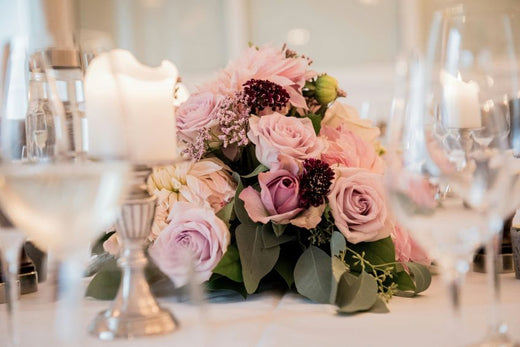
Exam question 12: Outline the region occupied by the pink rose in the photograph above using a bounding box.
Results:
[328,166,392,244]
[103,233,121,256]
[149,202,230,287]
[322,102,380,144]
[239,157,322,228]
[198,45,316,109]
[391,225,431,265]
[176,92,221,143]
[320,125,383,174]
[248,113,325,168]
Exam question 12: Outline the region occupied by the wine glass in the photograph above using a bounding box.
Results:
[0,23,130,347]
[387,40,513,347]
[426,4,520,346]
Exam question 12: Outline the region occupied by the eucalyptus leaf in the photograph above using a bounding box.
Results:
[212,244,243,282]
[216,199,235,227]
[346,236,396,272]
[294,246,332,304]
[85,266,121,300]
[242,164,269,178]
[261,224,295,248]
[307,113,322,135]
[395,270,416,294]
[272,222,286,237]
[207,275,248,299]
[233,176,255,226]
[335,271,378,313]
[406,262,432,294]
[330,231,346,257]
[236,224,280,294]
[330,256,348,304]
[369,297,390,313]
[274,256,294,288]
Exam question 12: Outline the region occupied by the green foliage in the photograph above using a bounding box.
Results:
[261,224,295,248]
[235,224,280,294]
[336,271,378,313]
[233,175,255,226]
[216,199,235,227]
[274,256,295,289]
[307,113,322,135]
[212,244,243,282]
[208,274,248,299]
[85,257,120,300]
[272,222,286,237]
[242,164,269,178]
[293,246,332,304]
[406,262,432,294]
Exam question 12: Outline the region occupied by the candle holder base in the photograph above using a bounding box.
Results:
[89,165,179,340]
[90,306,178,340]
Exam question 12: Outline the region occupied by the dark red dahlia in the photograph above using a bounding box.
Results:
[242,79,290,114]
[299,159,335,209]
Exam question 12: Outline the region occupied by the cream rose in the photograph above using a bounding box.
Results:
[322,102,380,144]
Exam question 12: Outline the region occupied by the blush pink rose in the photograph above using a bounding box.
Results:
[391,225,431,265]
[248,113,325,168]
[198,45,316,109]
[322,102,380,144]
[328,166,392,244]
[239,156,323,228]
[320,125,383,174]
[149,202,230,287]
[176,92,221,143]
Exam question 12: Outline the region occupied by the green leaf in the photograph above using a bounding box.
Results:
[85,257,121,300]
[307,113,322,135]
[91,231,115,255]
[236,224,280,294]
[272,222,286,237]
[406,262,432,294]
[242,164,269,178]
[330,231,346,257]
[395,270,416,294]
[207,274,248,299]
[261,224,295,248]
[216,199,235,227]
[294,246,332,304]
[212,244,243,282]
[336,271,378,313]
[233,176,255,226]
[274,256,294,288]
[346,236,396,271]
[369,297,390,313]
[330,256,348,304]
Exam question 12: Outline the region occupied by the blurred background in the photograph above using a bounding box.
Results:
[1,0,519,122]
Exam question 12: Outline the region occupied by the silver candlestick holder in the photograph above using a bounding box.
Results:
[89,165,178,340]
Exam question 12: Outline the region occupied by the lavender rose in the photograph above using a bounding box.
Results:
[176,92,221,143]
[328,166,392,244]
[149,202,230,286]
[248,113,325,168]
[239,157,323,228]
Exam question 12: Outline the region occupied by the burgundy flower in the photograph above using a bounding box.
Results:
[242,79,290,115]
[299,159,334,208]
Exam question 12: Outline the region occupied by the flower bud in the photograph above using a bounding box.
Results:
[315,74,339,105]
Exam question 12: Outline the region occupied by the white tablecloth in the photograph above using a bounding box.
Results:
[3,272,520,346]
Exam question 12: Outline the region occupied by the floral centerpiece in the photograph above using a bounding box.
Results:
[88,44,431,313]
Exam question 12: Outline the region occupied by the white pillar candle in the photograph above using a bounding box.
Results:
[441,71,482,129]
[85,49,180,164]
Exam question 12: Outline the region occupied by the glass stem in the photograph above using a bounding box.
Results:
[485,233,505,337]
[1,241,23,347]
[442,261,468,346]
[54,254,85,346]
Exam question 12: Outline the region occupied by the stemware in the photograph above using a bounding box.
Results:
[0,11,130,347]
[387,7,517,341]
[426,4,520,347]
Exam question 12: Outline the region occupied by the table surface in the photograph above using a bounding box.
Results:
[2,271,520,347]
